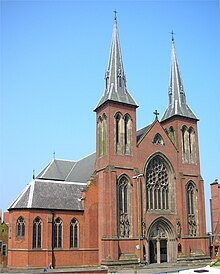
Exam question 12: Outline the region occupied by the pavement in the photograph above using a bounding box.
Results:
[1,262,220,274]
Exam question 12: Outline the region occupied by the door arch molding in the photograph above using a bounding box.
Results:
[145,217,177,264]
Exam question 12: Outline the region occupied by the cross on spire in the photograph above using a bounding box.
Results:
[170,30,175,41]
[114,9,118,21]
[153,110,159,120]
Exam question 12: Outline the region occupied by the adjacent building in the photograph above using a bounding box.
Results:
[210,179,220,259]
[7,16,209,269]
[0,211,8,269]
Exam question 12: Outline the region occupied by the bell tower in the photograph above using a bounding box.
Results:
[94,14,138,263]
[161,35,207,247]
[94,13,138,171]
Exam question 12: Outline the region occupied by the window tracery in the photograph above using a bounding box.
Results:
[146,157,169,211]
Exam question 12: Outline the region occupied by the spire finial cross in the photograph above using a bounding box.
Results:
[114,9,118,21]
[153,110,159,120]
[170,30,175,41]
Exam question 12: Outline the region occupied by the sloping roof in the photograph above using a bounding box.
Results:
[95,16,138,111]
[9,153,96,211]
[161,38,198,122]
[136,124,153,143]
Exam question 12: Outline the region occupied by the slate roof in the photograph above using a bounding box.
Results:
[161,38,198,122]
[9,153,96,211]
[136,124,153,143]
[95,16,138,111]
[9,121,154,211]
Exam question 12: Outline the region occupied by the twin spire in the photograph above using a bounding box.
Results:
[161,36,198,121]
[95,14,138,110]
[95,14,197,122]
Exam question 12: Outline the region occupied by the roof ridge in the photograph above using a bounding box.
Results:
[35,178,87,185]
[65,161,78,181]
[27,180,35,208]
[77,151,96,162]
[53,158,77,163]
[40,159,55,178]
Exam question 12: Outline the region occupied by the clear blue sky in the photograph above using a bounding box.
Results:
[1,0,219,231]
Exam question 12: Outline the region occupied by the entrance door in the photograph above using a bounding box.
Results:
[149,240,157,263]
[160,239,167,263]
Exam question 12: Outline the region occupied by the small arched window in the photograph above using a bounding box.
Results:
[70,218,79,248]
[152,133,164,145]
[178,243,182,253]
[16,216,25,237]
[54,218,63,248]
[32,217,42,249]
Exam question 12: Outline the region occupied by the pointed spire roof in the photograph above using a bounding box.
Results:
[94,15,138,111]
[161,36,198,121]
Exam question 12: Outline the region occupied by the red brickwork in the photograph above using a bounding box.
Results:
[210,180,220,259]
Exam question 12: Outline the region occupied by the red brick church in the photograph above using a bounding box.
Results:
[7,16,209,269]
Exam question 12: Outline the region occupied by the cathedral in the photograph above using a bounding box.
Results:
[7,16,209,269]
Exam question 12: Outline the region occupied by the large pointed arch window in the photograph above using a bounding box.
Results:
[186,181,197,236]
[54,217,63,248]
[145,156,174,212]
[117,176,132,238]
[16,216,25,237]
[32,217,42,249]
[70,218,79,248]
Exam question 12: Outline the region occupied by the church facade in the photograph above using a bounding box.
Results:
[7,16,209,269]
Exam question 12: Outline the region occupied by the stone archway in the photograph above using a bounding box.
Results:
[146,218,177,264]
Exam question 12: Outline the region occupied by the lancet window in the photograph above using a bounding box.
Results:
[117,176,132,238]
[186,181,197,236]
[98,114,107,157]
[165,126,176,145]
[70,218,78,248]
[115,112,132,155]
[16,216,25,237]
[146,157,170,211]
[32,217,42,249]
[182,126,196,164]
[54,217,63,248]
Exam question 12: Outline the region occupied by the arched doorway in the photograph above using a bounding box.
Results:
[147,218,177,264]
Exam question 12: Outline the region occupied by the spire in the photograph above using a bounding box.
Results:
[161,36,198,121]
[94,14,138,111]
